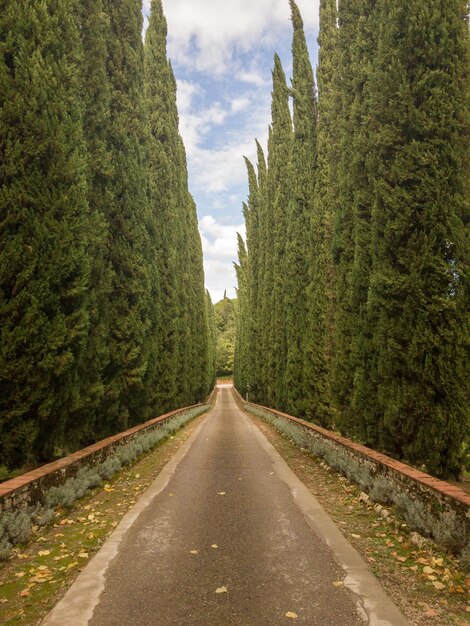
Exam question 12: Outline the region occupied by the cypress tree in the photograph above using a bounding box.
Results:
[75,0,113,445]
[243,157,259,399]
[205,290,217,393]
[253,141,269,404]
[266,55,293,410]
[234,234,249,396]
[366,0,470,477]
[0,0,93,465]
[303,0,339,427]
[145,0,210,408]
[332,0,376,440]
[285,0,317,418]
[144,0,179,412]
[100,0,153,432]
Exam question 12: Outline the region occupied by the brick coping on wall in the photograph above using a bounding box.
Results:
[0,403,203,501]
[232,387,470,509]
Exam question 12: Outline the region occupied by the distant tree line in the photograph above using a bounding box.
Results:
[234,0,470,478]
[0,0,216,470]
[214,295,236,377]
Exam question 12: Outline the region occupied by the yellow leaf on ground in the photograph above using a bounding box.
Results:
[432,582,446,591]
[332,581,344,588]
[423,566,434,574]
[78,552,89,559]
[211,544,218,549]
[285,611,298,619]
[189,550,199,555]
[135,474,140,479]
[217,492,226,496]
[351,534,361,539]
[14,572,25,578]
[19,589,30,597]
[38,550,50,557]
[215,586,228,594]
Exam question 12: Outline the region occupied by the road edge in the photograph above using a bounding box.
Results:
[240,404,411,626]
[41,409,214,626]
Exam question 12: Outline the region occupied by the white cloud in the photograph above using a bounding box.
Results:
[231,97,251,114]
[161,0,319,74]
[237,70,270,87]
[199,215,246,301]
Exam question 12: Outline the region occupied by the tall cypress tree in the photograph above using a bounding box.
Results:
[285,0,317,418]
[0,0,93,465]
[100,0,153,432]
[234,234,249,395]
[144,0,179,412]
[205,290,217,395]
[254,141,269,404]
[243,157,259,399]
[145,0,210,408]
[74,0,113,445]
[267,54,293,410]
[332,0,376,440]
[365,0,470,477]
[303,0,339,427]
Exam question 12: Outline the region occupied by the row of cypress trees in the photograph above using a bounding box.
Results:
[0,0,216,470]
[234,0,470,478]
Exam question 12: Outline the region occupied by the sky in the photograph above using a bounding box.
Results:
[142,0,320,303]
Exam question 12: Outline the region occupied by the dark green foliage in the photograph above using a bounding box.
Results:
[266,55,293,409]
[234,235,249,394]
[0,0,93,465]
[235,0,470,478]
[303,0,339,427]
[205,291,217,390]
[145,0,211,407]
[75,0,113,447]
[0,0,213,471]
[363,0,470,477]
[285,0,318,418]
[99,0,153,433]
[214,295,236,377]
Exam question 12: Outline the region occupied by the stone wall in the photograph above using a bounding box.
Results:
[233,388,470,555]
[0,404,203,515]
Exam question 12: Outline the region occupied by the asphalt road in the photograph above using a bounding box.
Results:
[44,385,409,626]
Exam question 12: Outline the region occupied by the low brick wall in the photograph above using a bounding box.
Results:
[0,403,205,515]
[233,388,470,551]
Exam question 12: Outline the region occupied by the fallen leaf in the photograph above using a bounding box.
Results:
[37,566,49,572]
[423,566,434,575]
[432,582,446,591]
[135,474,140,479]
[78,552,89,559]
[38,550,50,557]
[351,534,361,539]
[0,598,7,604]
[285,611,298,619]
[19,590,30,597]
[17,554,29,560]
[66,562,79,571]
[211,544,218,549]
[189,550,199,555]
[332,581,344,588]
[217,492,226,496]
[15,572,25,578]
[37,536,47,543]
[215,586,228,594]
